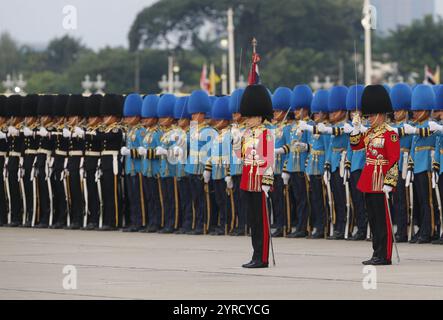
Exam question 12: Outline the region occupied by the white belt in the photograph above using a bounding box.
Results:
[69,151,83,156]
[9,151,21,157]
[55,150,68,156]
[101,150,119,156]
[24,149,37,155]
[85,151,101,157]
[0,151,7,157]
[37,148,52,156]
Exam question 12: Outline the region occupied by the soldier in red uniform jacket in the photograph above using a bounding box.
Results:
[234,84,275,269]
[350,85,400,266]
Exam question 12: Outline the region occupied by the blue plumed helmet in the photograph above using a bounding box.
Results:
[346,85,364,111]
[291,85,313,110]
[390,83,412,111]
[123,93,142,117]
[141,94,159,118]
[433,84,443,110]
[272,87,293,111]
[173,96,191,119]
[229,89,244,114]
[212,96,232,120]
[157,94,177,118]
[328,86,348,112]
[411,84,436,111]
[311,90,329,113]
[188,90,211,115]
[206,96,217,119]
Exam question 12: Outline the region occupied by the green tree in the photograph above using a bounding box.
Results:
[46,35,90,72]
[0,32,21,79]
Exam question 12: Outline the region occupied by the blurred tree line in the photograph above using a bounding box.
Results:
[0,0,442,94]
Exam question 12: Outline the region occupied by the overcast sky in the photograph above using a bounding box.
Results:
[0,0,157,50]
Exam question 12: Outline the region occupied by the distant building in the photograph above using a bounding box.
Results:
[371,0,443,34]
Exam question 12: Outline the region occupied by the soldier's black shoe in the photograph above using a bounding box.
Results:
[146,225,159,233]
[82,223,98,231]
[187,229,204,235]
[350,232,366,241]
[271,228,284,237]
[309,232,324,239]
[417,237,431,244]
[174,228,187,234]
[158,228,174,234]
[395,234,408,243]
[229,229,243,236]
[65,224,81,230]
[22,222,32,228]
[287,231,307,238]
[50,223,64,229]
[362,257,391,266]
[35,224,48,229]
[100,225,116,231]
[327,232,345,240]
[122,226,141,233]
[242,260,268,269]
[431,238,443,245]
[210,228,225,236]
[8,222,20,228]
[409,233,419,243]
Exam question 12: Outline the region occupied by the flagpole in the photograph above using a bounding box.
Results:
[362,0,373,86]
[227,8,236,93]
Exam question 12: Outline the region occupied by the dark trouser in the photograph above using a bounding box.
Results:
[414,172,435,239]
[365,193,393,262]
[36,165,51,226]
[101,170,121,228]
[85,169,100,226]
[331,171,346,234]
[208,181,218,230]
[177,176,192,231]
[438,177,443,239]
[188,174,206,232]
[290,172,309,232]
[160,177,175,230]
[393,175,408,237]
[309,175,326,233]
[52,166,67,226]
[213,179,228,233]
[23,155,35,224]
[244,191,270,264]
[143,176,162,228]
[270,175,285,229]
[125,174,146,228]
[67,157,83,226]
[350,170,367,233]
[7,157,21,224]
[232,175,246,233]
[0,157,7,225]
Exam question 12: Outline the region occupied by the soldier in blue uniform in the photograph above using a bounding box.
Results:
[120,93,146,232]
[204,96,231,235]
[81,95,103,230]
[227,89,246,236]
[156,94,178,233]
[406,85,438,243]
[299,89,331,238]
[270,87,292,237]
[345,85,368,240]
[321,86,352,240]
[185,90,213,235]
[282,85,312,238]
[389,84,413,242]
[138,95,163,233]
[0,96,8,226]
[20,94,40,227]
[96,94,124,231]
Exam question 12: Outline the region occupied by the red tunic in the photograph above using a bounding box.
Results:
[238,125,274,192]
[350,123,400,193]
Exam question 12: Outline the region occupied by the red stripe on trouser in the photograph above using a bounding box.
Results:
[384,196,392,261]
[261,193,269,264]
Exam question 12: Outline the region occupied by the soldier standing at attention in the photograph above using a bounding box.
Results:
[0,96,8,226]
[350,85,400,266]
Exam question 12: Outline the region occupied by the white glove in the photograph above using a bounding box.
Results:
[138,146,147,156]
[282,172,290,185]
[317,123,333,134]
[169,132,179,143]
[298,121,313,133]
[23,127,33,137]
[155,146,168,156]
[429,121,443,133]
[360,126,369,133]
[390,127,399,135]
[323,170,331,185]
[0,131,6,139]
[382,185,393,195]
[405,170,413,187]
[343,123,354,134]
[225,176,233,189]
[38,127,48,137]
[8,126,19,137]
[403,123,417,135]
[120,146,130,156]
[73,126,85,138]
[432,171,439,189]
[275,147,286,155]
[62,128,71,138]
[203,170,211,183]
[262,185,270,198]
